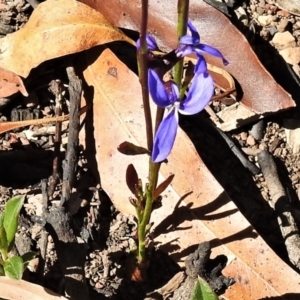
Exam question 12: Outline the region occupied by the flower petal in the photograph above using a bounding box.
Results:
[152,108,179,162]
[179,72,214,115]
[187,20,200,42]
[148,69,173,107]
[175,45,194,57]
[179,20,200,45]
[136,34,158,51]
[179,35,195,45]
[165,81,180,103]
[194,56,208,74]
[194,44,229,65]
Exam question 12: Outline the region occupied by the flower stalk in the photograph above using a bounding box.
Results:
[174,0,189,88]
[137,0,153,152]
[130,0,228,268]
[135,0,161,264]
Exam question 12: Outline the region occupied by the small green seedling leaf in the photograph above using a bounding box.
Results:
[21,251,36,269]
[3,196,24,250]
[190,276,218,300]
[0,212,4,227]
[0,227,8,261]
[4,256,23,280]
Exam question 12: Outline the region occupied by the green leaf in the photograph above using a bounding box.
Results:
[190,276,218,300]
[0,212,4,227]
[22,251,36,268]
[0,227,8,261]
[3,196,24,250]
[4,256,23,280]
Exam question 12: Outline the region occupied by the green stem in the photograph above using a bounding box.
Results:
[137,98,164,262]
[174,0,190,88]
[138,161,160,262]
[154,106,165,134]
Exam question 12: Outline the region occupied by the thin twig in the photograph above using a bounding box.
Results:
[48,80,64,198]
[36,179,49,284]
[258,150,300,270]
[216,128,260,175]
[60,66,82,205]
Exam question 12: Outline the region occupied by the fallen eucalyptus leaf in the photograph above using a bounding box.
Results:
[0,68,28,98]
[80,0,295,114]
[0,0,134,78]
[78,47,300,299]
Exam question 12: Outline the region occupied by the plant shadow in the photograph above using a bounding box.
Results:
[173,116,291,264]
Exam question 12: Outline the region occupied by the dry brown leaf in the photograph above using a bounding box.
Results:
[80,0,295,114]
[0,67,28,97]
[0,277,68,300]
[0,0,134,78]
[78,47,300,299]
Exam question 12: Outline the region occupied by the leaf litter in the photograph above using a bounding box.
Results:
[0,0,300,299]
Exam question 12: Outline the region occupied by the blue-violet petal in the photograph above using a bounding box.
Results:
[136,35,158,51]
[195,44,229,65]
[148,69,173,107]
[179,72,214,115]
[194,56,208,74]
[152,108,179,162]
[176,45,194,57]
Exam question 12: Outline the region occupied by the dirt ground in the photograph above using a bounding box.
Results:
[1,0,300,299]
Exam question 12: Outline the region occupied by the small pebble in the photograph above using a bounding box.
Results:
[247,135,256,146]
[257,7,265,15]
[277,19,289,32]
[240,132,248,141]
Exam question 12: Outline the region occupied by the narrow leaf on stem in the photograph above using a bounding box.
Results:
[118,141,150,156]
[153,174,175,199]
[126,164,139,196]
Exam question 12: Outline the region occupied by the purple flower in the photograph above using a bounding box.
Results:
[149,69,214,162]
[136,35,158,51]
[176,20,228,72]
